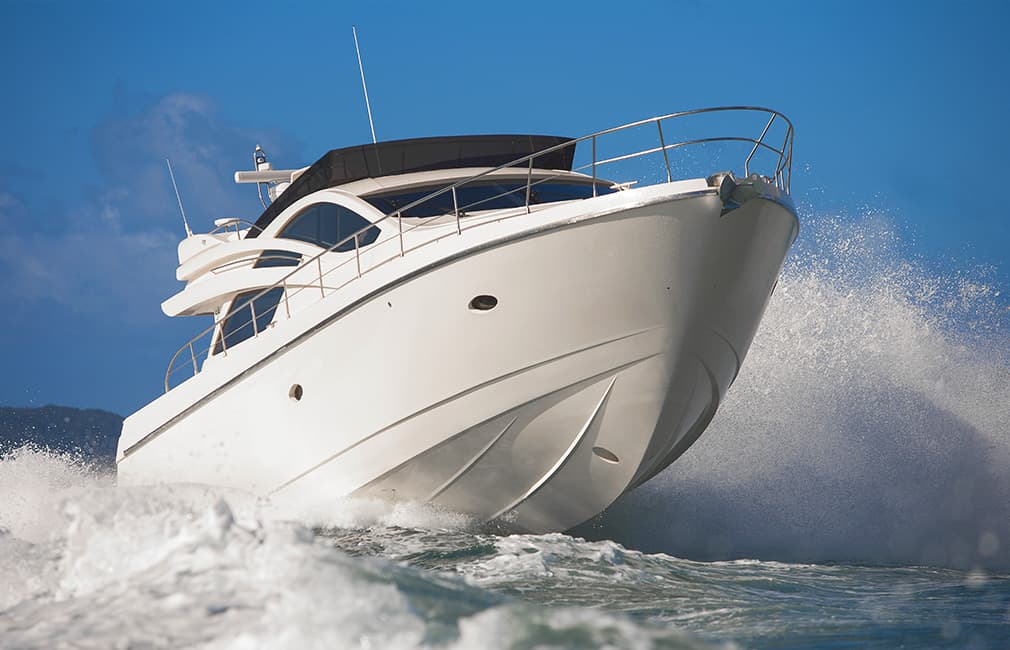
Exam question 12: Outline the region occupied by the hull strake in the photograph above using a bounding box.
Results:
[117,187,796,532]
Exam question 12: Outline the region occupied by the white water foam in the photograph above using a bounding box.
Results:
[0,448,717,649]
[585,212,1010,570]
[261,489,477,532]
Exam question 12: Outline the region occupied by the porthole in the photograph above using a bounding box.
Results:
[469,294,498,311]
[289,384,303,401]
[592,446,619,464]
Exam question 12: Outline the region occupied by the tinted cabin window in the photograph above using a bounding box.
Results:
[213,287,284,354]
[253,249,302,268]
[279,203,379,252]
[364,181,614,218]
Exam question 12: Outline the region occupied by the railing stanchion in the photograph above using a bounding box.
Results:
[785,138,793,191]
[250,300,258,336]
[189,342,198,376]
[779,128,792,191]
[317,257,325,297]
[525,157,533,214]
[354,234,362,278]
[452,187,461,234]
[283,281,291,318]
[217,321,228,355]
[592,136,597,197]
[745,114,776,178]
[398,211,404,256]
[657,120,672,183]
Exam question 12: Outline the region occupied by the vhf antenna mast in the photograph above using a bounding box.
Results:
[165,158,193,237]
[352,25,377,145]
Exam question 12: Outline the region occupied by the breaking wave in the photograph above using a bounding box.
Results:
[0,447,719,649]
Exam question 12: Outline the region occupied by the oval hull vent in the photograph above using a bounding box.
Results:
[469,295,498,311]
[592,446,619,464]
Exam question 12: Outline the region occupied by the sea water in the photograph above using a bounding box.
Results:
[2,213,1009,649]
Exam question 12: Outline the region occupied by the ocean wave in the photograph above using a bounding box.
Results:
[0,448,718,649]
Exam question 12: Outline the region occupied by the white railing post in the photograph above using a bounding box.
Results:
[217,321,228,355]
[656,120,672,183]
[780,128,792,191]
[398,211,404,256]
[189,342,198,376]
[317,257,325,297]
[745,113,776,178]
[354,234,362,277]
[283,281,291,318]
[525,157,533,214]
[250,300,258,336]
[452,187,461,234]
[592,136,597,197]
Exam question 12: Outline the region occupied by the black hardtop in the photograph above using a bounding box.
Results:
[248,134,574,237]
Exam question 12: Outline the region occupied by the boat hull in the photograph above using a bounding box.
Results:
[117,183,797,532]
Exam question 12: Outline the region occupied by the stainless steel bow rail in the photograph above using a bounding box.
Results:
[164,106,794,391]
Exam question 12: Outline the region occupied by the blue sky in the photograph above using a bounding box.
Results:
[2,0,1008,415]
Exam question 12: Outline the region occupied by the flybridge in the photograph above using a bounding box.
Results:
[239,135,575,237]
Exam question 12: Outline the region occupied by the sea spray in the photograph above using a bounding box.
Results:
[575,212,1010,570]
[0,445,114,543]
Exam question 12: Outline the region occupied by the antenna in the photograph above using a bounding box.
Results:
[165,158,193,237]
[352,25,377,145]
[254,145,268,209]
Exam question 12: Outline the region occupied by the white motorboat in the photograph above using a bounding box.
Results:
[116,107,799,533]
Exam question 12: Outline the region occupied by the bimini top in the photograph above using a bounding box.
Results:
[248,134,574,237]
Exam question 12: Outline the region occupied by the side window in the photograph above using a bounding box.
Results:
[279,203,379,252]
[253,249,302,268]
[363,182,614,218]
[213,287,284,354]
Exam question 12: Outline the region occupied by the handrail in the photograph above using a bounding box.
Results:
[164,106,794,391]
[208,218,264,236]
